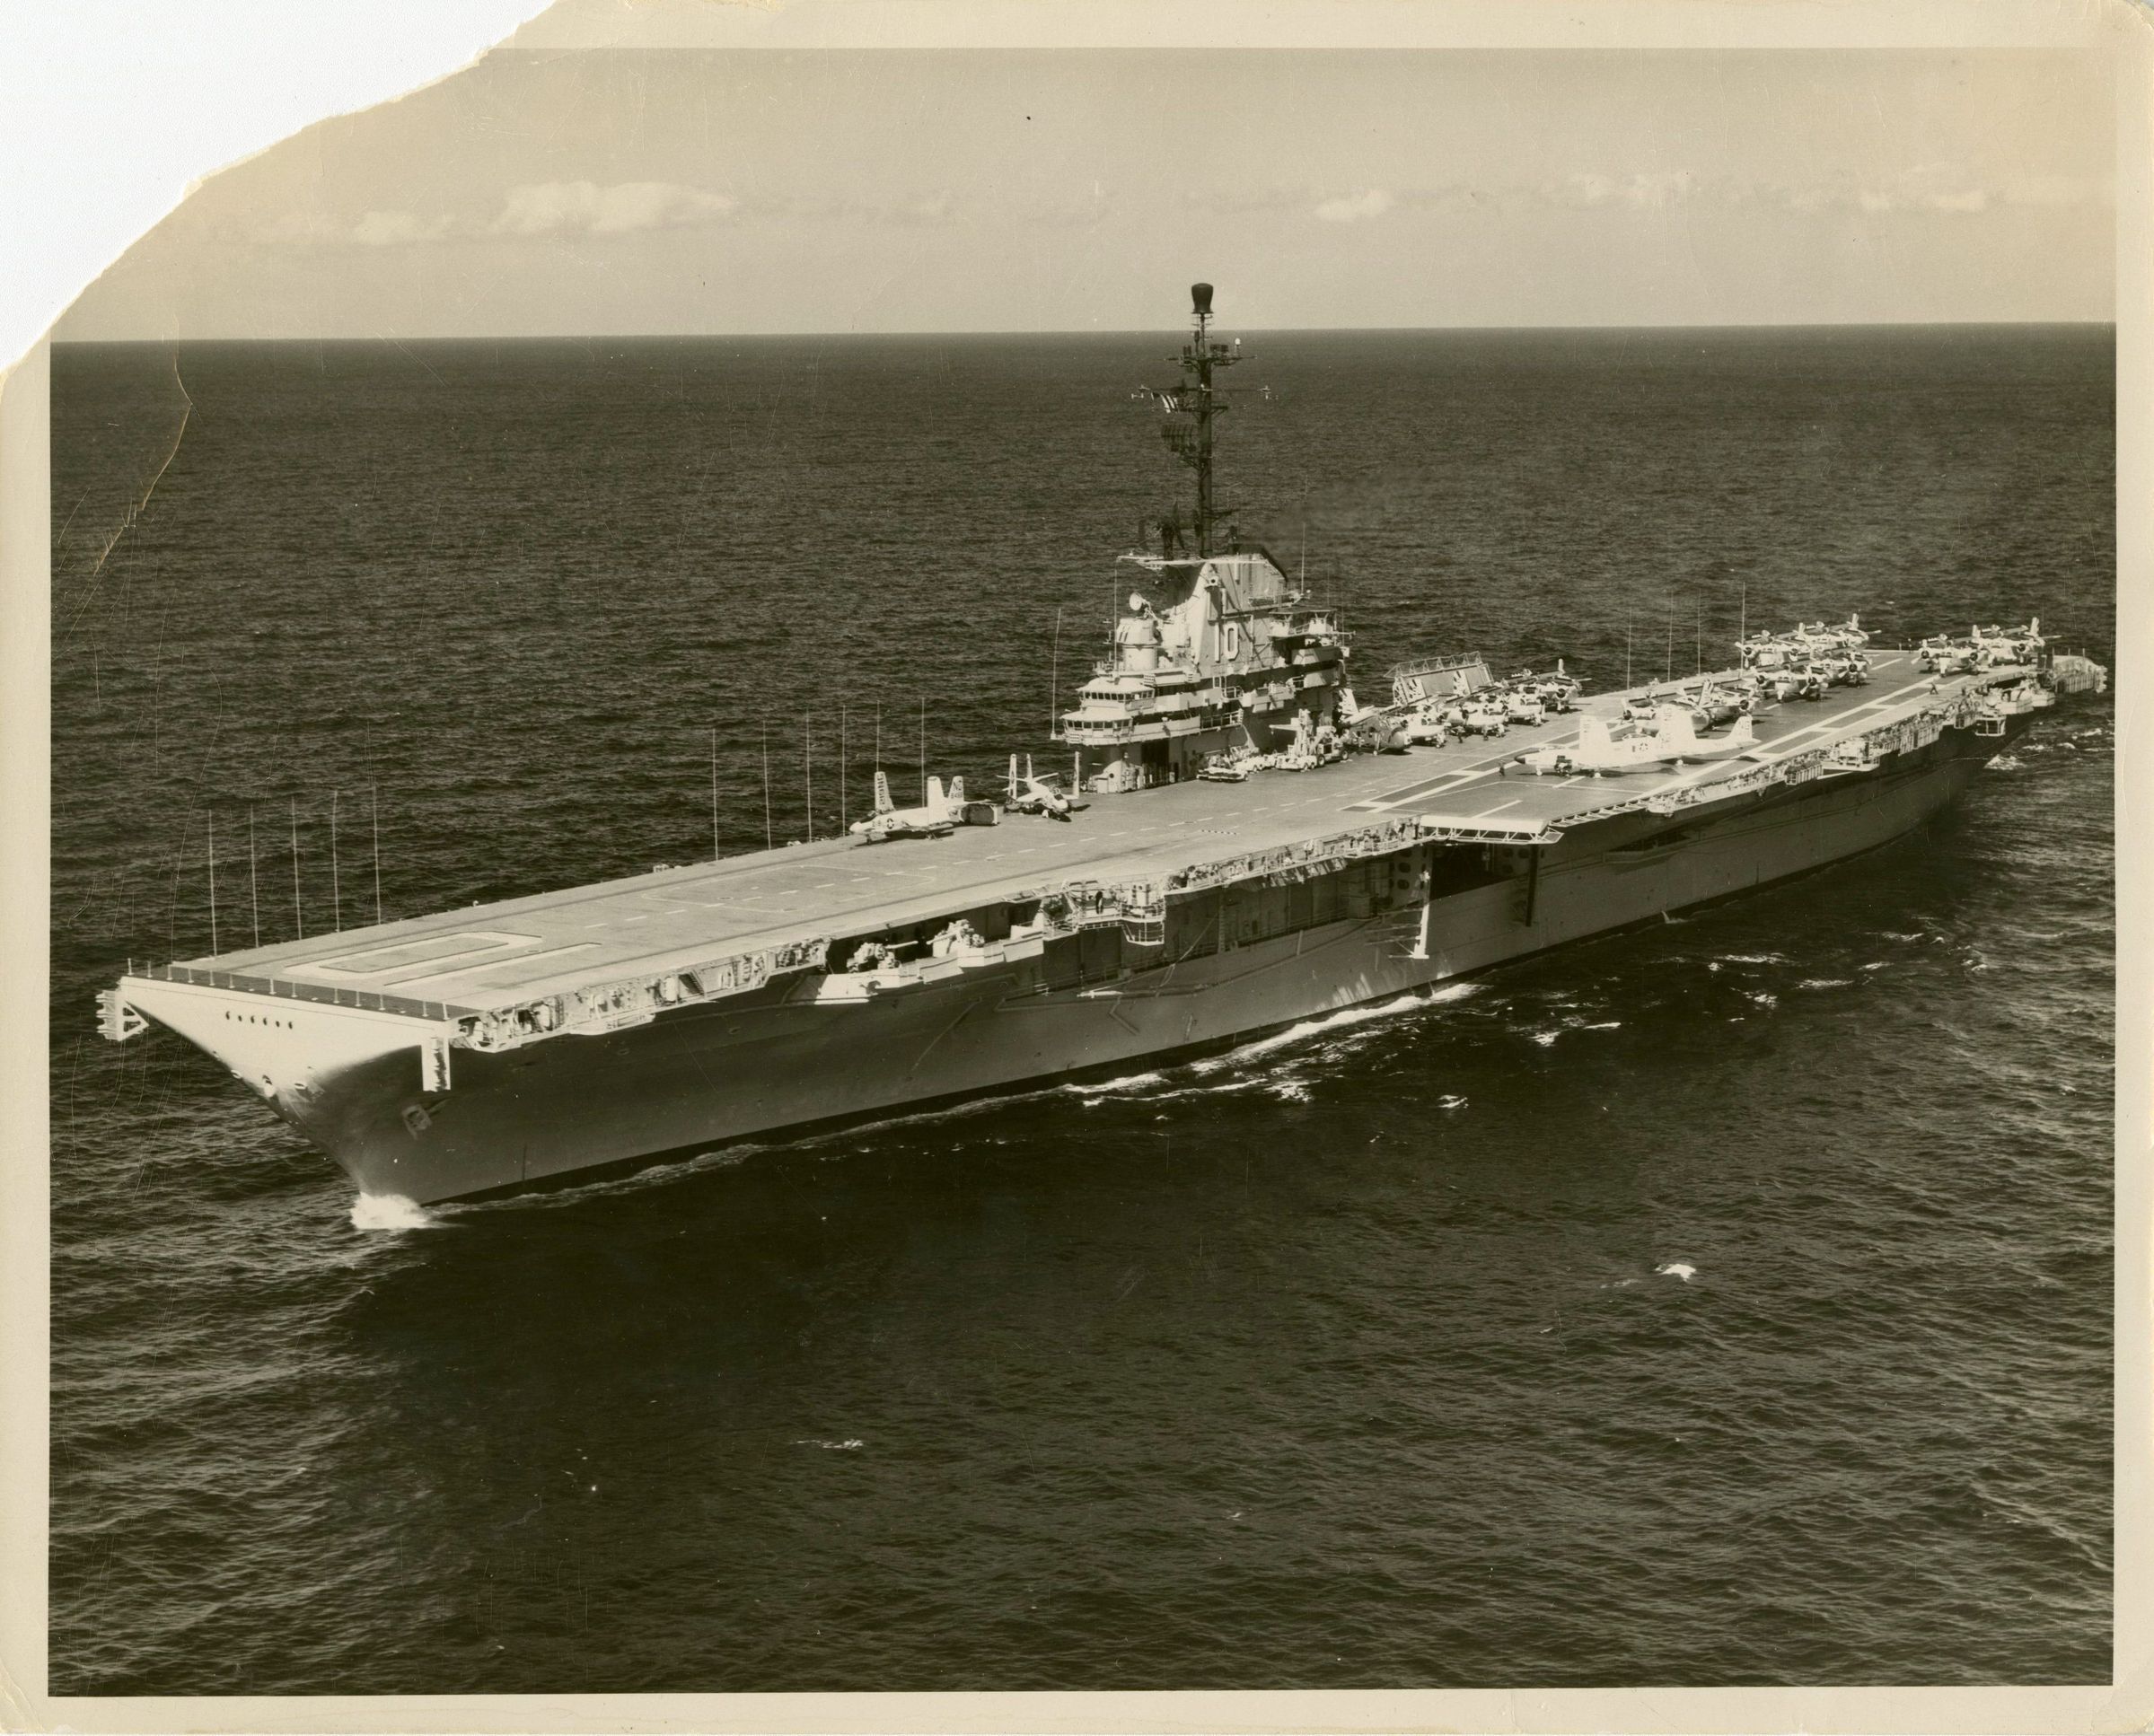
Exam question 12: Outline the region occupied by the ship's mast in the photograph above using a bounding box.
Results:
[1155,282,1243,557]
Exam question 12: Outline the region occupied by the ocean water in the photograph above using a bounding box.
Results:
[48,327,2114,1692]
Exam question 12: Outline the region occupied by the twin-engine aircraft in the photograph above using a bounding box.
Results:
[1514,707,1760,777]
[850,770,963,842]
[1005,755,1086,820]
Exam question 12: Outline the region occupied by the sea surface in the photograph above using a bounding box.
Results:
[48,327,2114,1692]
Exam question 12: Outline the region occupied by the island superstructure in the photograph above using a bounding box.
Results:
[1066,281,1354,793]
[98,286,2108,1205]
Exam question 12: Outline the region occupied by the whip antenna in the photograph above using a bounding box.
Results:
[371,780,382,925]
[289,797,303,939]
[761,721,773,851]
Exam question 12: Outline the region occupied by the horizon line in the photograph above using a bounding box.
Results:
[53,316,2118,346]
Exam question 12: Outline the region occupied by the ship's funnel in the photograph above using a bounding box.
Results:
[1191,282,1214,318]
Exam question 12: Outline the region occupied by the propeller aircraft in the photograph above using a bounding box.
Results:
[850,770,963,843]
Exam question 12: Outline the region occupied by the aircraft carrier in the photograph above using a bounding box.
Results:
[97,286,2107,1205]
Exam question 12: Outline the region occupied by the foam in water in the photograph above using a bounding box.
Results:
[1059,1070,1165,1097]
[1657,1262,1697,1283]
[349,1193,438,1232]
[1185,981,1481,1076]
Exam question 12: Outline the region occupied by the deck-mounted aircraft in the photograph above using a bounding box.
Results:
[1513,707,1762,777]
[1971,618,2044,668]
[1005,755,1086,820]
[851,770,963,843]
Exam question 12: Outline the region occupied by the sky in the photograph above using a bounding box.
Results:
[57,37,2116,338]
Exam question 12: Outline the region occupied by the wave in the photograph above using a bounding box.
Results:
[1657,1261,1697,1283]
[1059,1070,1165,1097]
[452,1143,760,1214]
[1185,980,1483,1075]
[349,1193,440,1232]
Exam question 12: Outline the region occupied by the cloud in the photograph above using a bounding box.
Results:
[1854,184,1986,215]
[351,209,453,247]
[1558,171,1699,209]
[1314,189,1394,224]
[1837,163,2005,215]
[489,180,736,238]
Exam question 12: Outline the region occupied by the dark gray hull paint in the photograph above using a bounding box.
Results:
[312,723,2014,1204]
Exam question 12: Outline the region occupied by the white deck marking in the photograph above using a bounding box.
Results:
[1471,797,1523,818]
[391,942,602,992]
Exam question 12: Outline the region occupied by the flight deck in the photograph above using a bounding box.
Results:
[135,651,2000,1021]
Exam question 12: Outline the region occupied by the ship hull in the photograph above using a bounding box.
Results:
[290,717,2018,1205]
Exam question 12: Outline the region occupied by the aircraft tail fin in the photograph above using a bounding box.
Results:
[946,776,964,807]
[1655,706,1700,754]
[872,769,893,814]
[1578,716,1614,758]
[1729,715,1756,748]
